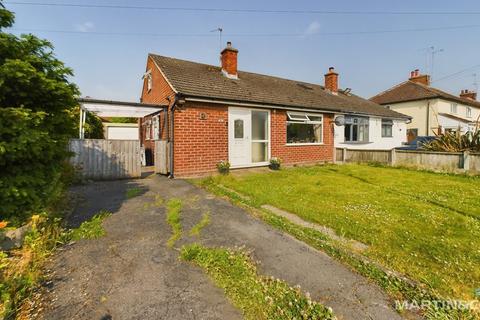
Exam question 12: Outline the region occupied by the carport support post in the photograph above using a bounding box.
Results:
[79,106,86,139]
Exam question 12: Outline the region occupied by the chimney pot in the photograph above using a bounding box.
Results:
[220,41,238,79]
[324,67,339,93]
[460,89,477,100]
[409,69,430,86]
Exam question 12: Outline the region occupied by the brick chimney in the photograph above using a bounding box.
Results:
[460,89,477,101]
[324,67,338,94]
[409,69,430,86]
[220,41,238,79]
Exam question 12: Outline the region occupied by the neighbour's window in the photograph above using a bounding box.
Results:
[467,107,472,118]
[286,112,323,144]
[450,103,458,114]
[234,119,244,138]
[381,119,393,137]
[344,116,369,142]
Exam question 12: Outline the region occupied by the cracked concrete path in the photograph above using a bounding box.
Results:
[36,175,403,320]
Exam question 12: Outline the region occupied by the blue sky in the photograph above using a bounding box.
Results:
[6,0,480,101]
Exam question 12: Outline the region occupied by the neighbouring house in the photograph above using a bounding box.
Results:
[371,69,480,142]
[140,42,410,177]
[103,122,139,140]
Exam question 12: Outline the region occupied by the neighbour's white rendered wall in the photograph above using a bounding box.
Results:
[334,116,407,150]
[388,98,480,136]
[386,100,429,136]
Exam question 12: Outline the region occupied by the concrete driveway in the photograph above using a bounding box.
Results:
[35,175,403,320]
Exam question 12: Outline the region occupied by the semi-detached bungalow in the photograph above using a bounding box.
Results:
[140,42,410,177]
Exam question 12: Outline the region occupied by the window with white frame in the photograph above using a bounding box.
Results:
[450,103,458,114]
[467,106,472,118]
[381,119,393,137]
[152,115,160,140]
[145,120,152,140]
[344,116,369,142]
[286,112,323,144]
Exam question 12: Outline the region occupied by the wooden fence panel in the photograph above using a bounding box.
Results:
[342,149,392,164]
[154,140,170,174]
[395,150,462,171]
[69,139,141,180]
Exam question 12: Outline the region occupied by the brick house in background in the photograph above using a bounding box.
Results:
[140,42,409,177]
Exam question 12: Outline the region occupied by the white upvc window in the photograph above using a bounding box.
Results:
[466,106,472,118]
[450,103,458,114]
[286,112,323,145]
[145,120,152,140]
[152,115,160,140]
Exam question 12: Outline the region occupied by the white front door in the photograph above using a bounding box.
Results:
[228,107,251,167]
[228,107,270,167]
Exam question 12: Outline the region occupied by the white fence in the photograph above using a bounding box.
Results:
[69,139,142,180]
[335,148,480,174]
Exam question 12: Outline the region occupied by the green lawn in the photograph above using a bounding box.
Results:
[202,164,480,300]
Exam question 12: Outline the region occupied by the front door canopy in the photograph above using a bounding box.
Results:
[78,98,167,118]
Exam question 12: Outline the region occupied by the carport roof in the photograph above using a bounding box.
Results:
[78,98,167,118]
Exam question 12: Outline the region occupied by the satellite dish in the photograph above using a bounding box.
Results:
[334,115,345,126]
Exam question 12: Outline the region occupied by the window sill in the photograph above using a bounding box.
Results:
[340,141,372,145]
[285,143,324,146]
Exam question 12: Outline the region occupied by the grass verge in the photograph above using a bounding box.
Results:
[196,176,479,320]
[166,198,182,247]
[181,243,335,320]
[189,212,210,237]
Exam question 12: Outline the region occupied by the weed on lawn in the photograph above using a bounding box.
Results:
[166,198,182,247]
[180,243,335,320]
[125,187,143,199]
[189,212,210,237]
[68,211,111,241]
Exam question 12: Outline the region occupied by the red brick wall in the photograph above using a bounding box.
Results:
[173,102,228,177]
[140,56,175,160]
[139,56,333,175]
[271,110,334,165]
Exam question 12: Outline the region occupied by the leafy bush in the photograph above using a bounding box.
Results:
[69,106,104,139]
[422,130,480,152]
[216,160,230,175]
[0,4,78,225]
[269,157,281,170]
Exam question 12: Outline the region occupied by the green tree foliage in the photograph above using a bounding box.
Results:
[0,2,79,224]
[423,129,480,152]
[70,107,104,139]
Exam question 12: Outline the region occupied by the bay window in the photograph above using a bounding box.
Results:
[344,116,369,142]
[286,112,323,144]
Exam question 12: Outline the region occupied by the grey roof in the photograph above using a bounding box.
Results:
[150,54,410,119]
[370,80,480,109]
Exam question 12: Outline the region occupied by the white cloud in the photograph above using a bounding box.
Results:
[304,21,321,35]
[75,21,95,32]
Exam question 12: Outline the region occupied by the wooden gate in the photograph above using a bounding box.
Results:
[154,140,170,174]
[69,139,142,180]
